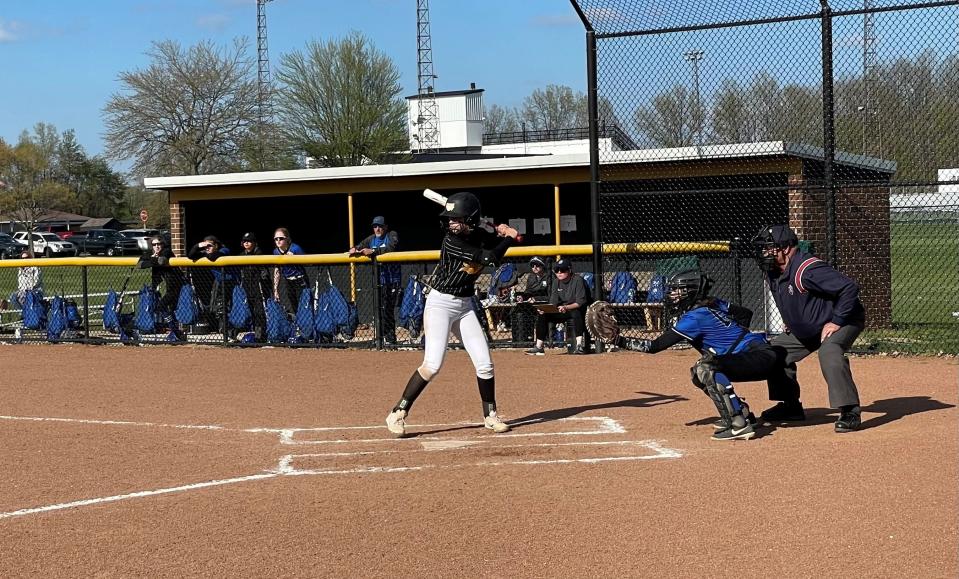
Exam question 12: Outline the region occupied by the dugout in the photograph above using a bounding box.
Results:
[145,141,895,328]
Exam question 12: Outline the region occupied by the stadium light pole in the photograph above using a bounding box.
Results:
[683,49,705,148]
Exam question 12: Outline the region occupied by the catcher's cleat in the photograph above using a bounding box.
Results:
[484,411,510,433]
[712,411,758,431]
[585,301,620,345]
[385,409,408,437]
[711,423,756,441]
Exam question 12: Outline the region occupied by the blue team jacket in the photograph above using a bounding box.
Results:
[766,251,865,341]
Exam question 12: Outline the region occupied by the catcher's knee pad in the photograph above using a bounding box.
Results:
[693,358,745,425]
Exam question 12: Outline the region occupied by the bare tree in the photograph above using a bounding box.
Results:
[521,84,585,132]
[633,85,700,147]
[274,32,408,167]
[103,39,258,177]
[483,104,521,135]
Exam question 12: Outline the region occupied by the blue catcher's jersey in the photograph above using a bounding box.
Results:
[671,299,766,356]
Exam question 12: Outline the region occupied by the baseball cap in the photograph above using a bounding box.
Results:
[553,258,571,272]
[371,216,386,227]
[241,232,257,242]
[766,225,799,247]
[529,256,546,268]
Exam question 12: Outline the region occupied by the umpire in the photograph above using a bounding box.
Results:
[754,225,865,432]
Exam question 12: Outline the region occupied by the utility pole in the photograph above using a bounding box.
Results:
[414,0,440,153]
[683,49,705,148]
[861,1,882,158]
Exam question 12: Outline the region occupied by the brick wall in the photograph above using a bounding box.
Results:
[170,201,185,256]
[786,174,892,329]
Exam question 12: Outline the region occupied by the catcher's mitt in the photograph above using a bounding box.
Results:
[585,301,620,344]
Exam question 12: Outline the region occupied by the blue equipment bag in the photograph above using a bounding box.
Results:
[176,283,200,326]
[228,284,252,329]
[22,289,46,330]
[136,285,161,333]
[103,290,120,332]
[65,300,82,330]
[647,275,666,303]
[398,276,426,339]
[296,287,315,341]
[609,271,638,304]
[47,296,67,340]
[265,298,292,343]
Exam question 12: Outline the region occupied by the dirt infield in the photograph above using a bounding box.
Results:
[0,344,955,578]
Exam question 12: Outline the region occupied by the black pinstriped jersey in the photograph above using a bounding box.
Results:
[430,228,514,297]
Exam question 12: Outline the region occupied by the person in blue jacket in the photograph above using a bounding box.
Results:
[613,268,780,440]
[752,225,865,432]
[348,216,400,344]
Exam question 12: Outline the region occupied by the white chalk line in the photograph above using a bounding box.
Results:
[0,415,681,520]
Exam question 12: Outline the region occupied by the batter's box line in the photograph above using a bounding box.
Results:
[260,416,628,446]
[276,439,683,476]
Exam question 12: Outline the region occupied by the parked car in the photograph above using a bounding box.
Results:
[11,231,77,257]
[0,232,25,259]
[57,230,80,240]
[119,228,162,252]
[73,229,140,256]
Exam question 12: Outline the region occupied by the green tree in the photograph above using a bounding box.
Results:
[0,139,77,255]
[103,39,259,177]
[275,32,408,167]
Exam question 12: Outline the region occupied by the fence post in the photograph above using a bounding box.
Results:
[732,239,743,309]
[82,266,90,341]
[371,257,383,349]
[820,0,837,266]
[220,269,228,346]
[586,29,606,354]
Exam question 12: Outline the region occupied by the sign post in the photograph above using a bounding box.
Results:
[139,209,148,226]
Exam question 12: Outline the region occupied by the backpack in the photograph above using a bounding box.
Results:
[398,276,426,338]
[103,290,120,332]
[65,300,82,330]
[136,285,161,333]
[608,271,638,304]
[647,275,666,303]
[228,284,252,329]
[47,296,67,340]
[22,289,46,330]
[265,298,292,343]
[296,287,315,341]
[580,272,595,302]
[487,262,517,297]
[176,283,200,326]
[314,284,355,341]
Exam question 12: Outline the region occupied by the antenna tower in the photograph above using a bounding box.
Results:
[256,0,276,165]
[415,0,440,153]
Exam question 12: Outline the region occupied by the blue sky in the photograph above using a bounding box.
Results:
[0,0,588,168]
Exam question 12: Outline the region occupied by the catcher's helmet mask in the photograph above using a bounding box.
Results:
[440,191,482,234]
[665,268,712,316]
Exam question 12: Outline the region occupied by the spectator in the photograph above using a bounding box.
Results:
[509,256,552,343]
[753,225,866,432]
[348,216,400,344]
[16,249,43,306]
[272,227,308,315]
[137,235,184,336]
[525,258,590,355]
[188,235,237,333]
[239,232,270,341]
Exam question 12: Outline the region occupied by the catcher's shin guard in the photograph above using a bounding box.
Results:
[692,359,749,429]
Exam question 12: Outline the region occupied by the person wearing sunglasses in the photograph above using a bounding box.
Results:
[272,227,308,314]
[348,216,400,345]
[138,235,184,338]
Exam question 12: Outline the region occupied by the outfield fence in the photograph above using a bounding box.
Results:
[570,0,959,354]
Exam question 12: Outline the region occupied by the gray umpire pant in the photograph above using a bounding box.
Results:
[766,319,864,408]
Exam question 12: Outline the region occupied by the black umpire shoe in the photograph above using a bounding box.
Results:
[835,406,862,433]
[760,400,806,423]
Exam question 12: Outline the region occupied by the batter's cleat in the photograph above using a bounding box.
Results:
[711,423,756,441]
[834,408,862,433]
[484,411,511,433]
[385,409,407,437]
[760,400,806,423]
[712,411,758,431]
[525,346,545,356]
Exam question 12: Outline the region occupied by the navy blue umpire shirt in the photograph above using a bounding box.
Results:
[766,250,865,341]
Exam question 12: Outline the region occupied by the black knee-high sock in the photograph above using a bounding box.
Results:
[478,376,496,417]
[394,369,430,413]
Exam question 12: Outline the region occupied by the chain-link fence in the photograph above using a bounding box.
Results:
[571,0,959,353]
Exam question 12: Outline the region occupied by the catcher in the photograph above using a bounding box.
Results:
[586,268,782,441]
